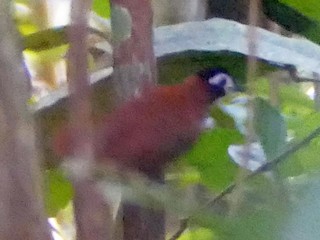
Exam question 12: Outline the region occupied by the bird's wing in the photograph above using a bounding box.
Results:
[94,85,203,169]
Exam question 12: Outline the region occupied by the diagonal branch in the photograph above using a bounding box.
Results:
[169,125,320,240]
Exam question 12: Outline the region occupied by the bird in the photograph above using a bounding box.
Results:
[53,67,235,176]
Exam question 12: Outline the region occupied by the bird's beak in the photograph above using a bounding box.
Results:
[229,80,243,92]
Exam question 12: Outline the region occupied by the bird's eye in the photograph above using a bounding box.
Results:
[208,73,229,86]
[218,79,227,87]
[208,73,235,93]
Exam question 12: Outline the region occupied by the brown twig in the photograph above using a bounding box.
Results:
[0,1,52,239]
[228,0,261,217]
[110,0,163,239]
[68,1,112,240]
[168,219,189,240]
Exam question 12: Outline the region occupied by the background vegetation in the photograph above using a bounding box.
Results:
[2,0,320,239]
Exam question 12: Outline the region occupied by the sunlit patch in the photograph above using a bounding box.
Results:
[221,96,248,134]
[306,86,314,100]
[228,142,267,172]
[201,116,215,130]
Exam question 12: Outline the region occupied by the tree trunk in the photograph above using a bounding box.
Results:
[67,0,112,240]
[0,1,53,239]
[110,0,165,239]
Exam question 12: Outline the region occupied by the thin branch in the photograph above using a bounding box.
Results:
[23,26,111,51]
[170,125,320,239]
[0,0,53,239]
[268,22,281,107]
[228,0,261,217]
[168,219,188,240]
[252,127,320,174]
[67,0,112,240]
[209,126,320,206]
[313,73,320,111]
[110,0,162,239]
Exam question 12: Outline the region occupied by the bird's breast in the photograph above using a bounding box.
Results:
[95,86,209,171]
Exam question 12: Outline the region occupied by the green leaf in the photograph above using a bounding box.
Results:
[254,98,287,160]
[279,85,314,117]
[279,0,320,21]
[286,114,320,172]
[285,112,320,174]
[158,51,275,88]
[44,169,73,217]
[211,106,237,129]
[183,128,244,191]
[270,87,320,176]
[262,0,318,33]
[290,139,320,172]
[23,26,68,51]
[178,228,216,240]
[110,5,132,43]
[225,208,287,240]
[14,2,38,35]
[255,78,314,117]
[288,112,320,138]
[262,0,320,44]
[23,25,109,52]
[92,0,110,19]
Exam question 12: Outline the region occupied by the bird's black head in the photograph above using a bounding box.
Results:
[197,67,235,99]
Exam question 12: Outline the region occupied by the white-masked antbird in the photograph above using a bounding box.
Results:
[54,67,235,175]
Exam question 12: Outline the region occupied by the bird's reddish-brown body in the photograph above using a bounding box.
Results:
[54,74,223,173]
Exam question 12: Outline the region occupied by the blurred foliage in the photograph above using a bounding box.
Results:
[279,0,320,21]
[158,52,277,88]
[255,78,320,176]
[182,127,243,191]
[92,0,110,19]
[14,2,38,34]
[254,97,287,160]
[225,208,287,240]
[16,0,111,90]
[282,173,320,239]
[178,228,216,240]
[23,26,68,51]
[44,169,73,217]
[262,0,320,44]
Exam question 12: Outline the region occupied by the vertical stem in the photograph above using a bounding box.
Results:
[68,0,112,240]
[268,21,281,108]
[246,0,260,143]
[229,0,261,216]
[0,0,52,239]
[269,77,280,107]
[31,0,57,88]
[110,0,164,239]
[111,0,156,102]
[313,74,320,111]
